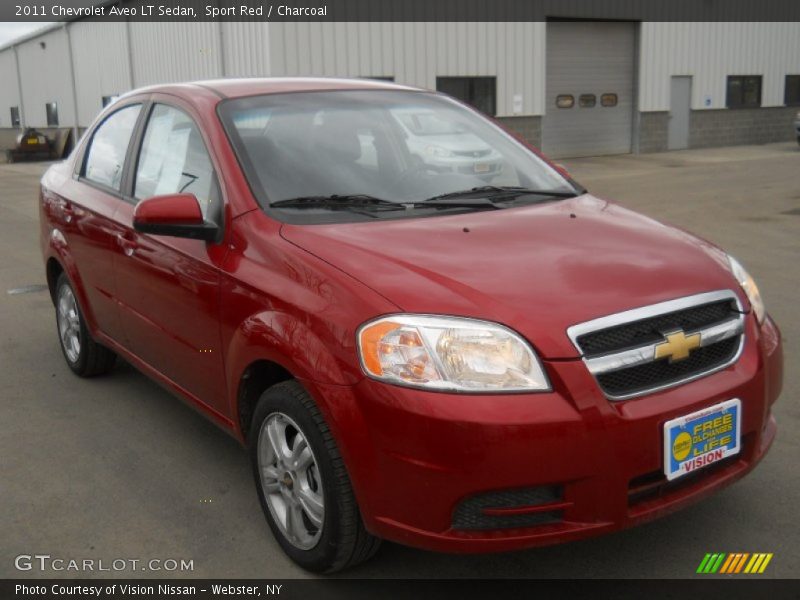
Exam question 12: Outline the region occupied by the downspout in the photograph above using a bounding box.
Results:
[217,18,227,77]
[12,44,25,130]
[63,24,81,147]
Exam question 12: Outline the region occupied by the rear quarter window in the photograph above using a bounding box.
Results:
[83,104,142,190]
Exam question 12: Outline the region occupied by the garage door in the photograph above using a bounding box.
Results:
[542,21,635,158]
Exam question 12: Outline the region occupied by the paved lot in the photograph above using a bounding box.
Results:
[1,143,798,579]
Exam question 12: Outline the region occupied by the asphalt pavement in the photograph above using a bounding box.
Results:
[1,142,797,578]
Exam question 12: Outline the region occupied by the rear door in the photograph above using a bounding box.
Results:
[112,98,229,417]
[55,102,144,342]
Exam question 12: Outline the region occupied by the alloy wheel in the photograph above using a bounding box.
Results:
[257,412,325,550]
[57,285,82,363]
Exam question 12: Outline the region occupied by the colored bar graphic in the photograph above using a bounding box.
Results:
[726,553,741,573]
[734,553,749,573]
[758,554,773,573]
[703,554,719,573]
[710,553,726,573]
[697,554,712,573]
[701,553,774,574]
[744,554,760,573]
[719,554,736,573]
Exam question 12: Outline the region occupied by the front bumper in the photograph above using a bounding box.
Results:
[305,314,782,553]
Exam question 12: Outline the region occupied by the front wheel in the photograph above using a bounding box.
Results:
[249,380,381,573]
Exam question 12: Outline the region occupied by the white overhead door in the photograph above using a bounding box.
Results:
[543,21,635,158]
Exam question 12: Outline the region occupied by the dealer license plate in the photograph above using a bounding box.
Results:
[663,398,741,481]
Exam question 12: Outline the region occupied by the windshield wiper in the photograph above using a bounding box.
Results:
[270,194,404,209]
[270,194,501,213]
[269,191,542,214]
[423,186,579,204]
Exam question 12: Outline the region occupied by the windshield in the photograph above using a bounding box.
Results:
[219,90,577,223]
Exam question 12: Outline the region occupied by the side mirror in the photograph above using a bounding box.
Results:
[133,193,219,242]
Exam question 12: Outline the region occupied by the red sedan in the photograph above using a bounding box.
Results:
[39,78,782,573]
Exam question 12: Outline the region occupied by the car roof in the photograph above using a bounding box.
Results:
[120,77,423,102]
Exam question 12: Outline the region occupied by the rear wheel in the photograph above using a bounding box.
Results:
[249,380,381,573]
[55,273,116,377]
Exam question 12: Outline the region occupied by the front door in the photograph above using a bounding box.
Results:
[668,76,692,150]
[113,100,229,417]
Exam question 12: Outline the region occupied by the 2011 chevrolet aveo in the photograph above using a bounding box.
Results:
[40,78,782,573]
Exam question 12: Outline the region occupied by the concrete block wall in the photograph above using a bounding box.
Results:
[0,129,20,150]
[689,107,798,149]
[637,111,669,153]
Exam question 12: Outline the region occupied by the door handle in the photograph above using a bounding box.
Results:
[116,233,139,257]
[55,199,75,223]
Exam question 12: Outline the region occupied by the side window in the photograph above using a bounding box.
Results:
[134,104,218,220]
[84,104,142,190]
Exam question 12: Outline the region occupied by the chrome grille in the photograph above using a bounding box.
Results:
[567,290,745,401]
[452,148,491,158]
[576,300,736,357]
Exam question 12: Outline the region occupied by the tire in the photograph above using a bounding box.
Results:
[54,273,116,377]
[249,380,381,573]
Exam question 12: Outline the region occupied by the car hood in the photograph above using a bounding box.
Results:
[280,194,740,359]
[416,133,491,152]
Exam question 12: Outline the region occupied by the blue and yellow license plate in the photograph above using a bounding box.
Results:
[663,398,741,481]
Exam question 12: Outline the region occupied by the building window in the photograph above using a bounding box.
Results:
[102,95,119,108]
[46,102,59,127]
[785,75,800,106]
[579,94,596,108]
[601,93,618,107]
[556,95,574,109]
[10,106,21,127]
[436,77,497,116]
[726,76,762,108]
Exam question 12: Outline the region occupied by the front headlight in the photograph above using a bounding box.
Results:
[357,315,550,392]
[728,255,766,323]
[424,144,453,158]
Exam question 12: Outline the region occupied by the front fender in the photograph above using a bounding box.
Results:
[225,310,359,415]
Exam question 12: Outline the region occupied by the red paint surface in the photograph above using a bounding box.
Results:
[133,193,204,225]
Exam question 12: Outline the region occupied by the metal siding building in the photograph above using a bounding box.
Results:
[14,27,75,132]
[1,19,799,156]
[0,49,20,128]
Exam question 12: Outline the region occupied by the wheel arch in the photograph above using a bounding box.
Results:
[45,256,64,304]
[43,238,100,336]
[226,310,359,442]
[236,359,294,442]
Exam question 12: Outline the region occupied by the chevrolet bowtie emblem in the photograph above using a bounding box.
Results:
[654,330,702,362]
